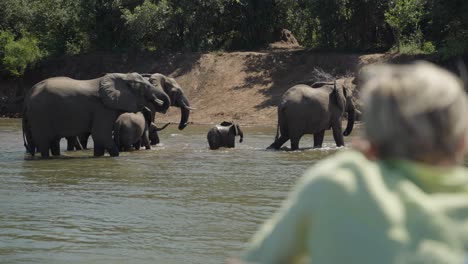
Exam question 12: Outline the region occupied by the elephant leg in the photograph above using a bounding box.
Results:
[66,137,75,151]
[150,131,160,145]
[33,134,53,158]
[142,133,151,150]
[50,138,61,156]
[40,148,50,158]
[92,111,119,157]
[268,135,289,150]
[122,144,132,152]
[93,143,105,156]
[207,130,220,150]
[313,130,325,148]
[134,140,141,150]
[331,122,345,147]
[92,129,117,156]
[107,145,119,156]
[36,142,50,158]
[80,133,90,149]
[290,137,300,151]
[226,137,235,148]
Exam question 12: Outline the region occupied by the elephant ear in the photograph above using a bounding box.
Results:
[229,123,239,135]
[148,74,166,89]
[99,73,139,112]
[333,80,346,112]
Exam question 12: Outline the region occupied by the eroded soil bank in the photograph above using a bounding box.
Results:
[0,49,460,125]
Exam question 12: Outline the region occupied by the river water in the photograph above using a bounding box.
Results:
[0,118,360,264]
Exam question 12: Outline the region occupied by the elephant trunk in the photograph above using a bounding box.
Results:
[343,105,355,136]
[239,130,244,143]
[178,97,191,130]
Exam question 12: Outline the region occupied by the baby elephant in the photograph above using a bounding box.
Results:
[114,108,153,151]
[207,121,244,150]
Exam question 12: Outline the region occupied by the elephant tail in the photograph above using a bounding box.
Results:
[274,122,280,142]
[22,106,35,156]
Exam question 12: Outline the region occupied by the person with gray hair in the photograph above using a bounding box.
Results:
[230,61,468,264]
[361,61,468,164]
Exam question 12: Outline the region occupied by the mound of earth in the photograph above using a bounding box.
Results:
[268,29,301,50]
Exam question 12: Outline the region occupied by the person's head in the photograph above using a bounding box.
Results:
[359,61,468,165]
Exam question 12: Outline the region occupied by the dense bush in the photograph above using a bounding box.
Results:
[0,31,42,77]
[0,0,466,77]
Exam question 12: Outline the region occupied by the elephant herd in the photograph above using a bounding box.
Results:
[22,72,192,158]
[22,72,356,158]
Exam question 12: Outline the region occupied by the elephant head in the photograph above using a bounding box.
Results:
[220,121,244,143]
[98,73,171,115]
[144,73,194,130]
[333,79,356,136]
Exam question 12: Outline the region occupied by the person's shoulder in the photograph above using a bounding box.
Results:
[297,150,377,196]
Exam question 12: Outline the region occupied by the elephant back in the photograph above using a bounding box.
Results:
[98,73,139,112]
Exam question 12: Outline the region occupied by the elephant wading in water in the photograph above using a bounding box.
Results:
[22,73,170,158]
[114,108,154,151]
[207,121,244,150]
[142,73,194,145]
[268,80,355,150]
[113,108,170,151]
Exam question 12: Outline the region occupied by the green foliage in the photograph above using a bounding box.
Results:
[122,0,171,51]
[439,33,468,59]
[385,0,425,52]
[0,0,466,78]
[0,31,42,77]
[421,41,436,54]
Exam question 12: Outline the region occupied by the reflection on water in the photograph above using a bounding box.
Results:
[0,118,357,264]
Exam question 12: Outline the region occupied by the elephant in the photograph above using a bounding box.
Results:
[114,108,153,151]
[267,80,355,150]
[207,121,244,150]
[141,73,194,145]
[22,73,171,158]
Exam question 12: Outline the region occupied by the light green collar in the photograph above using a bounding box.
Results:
[379,159,468,193]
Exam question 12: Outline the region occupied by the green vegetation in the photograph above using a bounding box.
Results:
[0,0,466,77]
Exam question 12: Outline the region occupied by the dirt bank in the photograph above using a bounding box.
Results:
[0,49,457,124]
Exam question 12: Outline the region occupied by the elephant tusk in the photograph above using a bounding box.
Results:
[180,101,196,111]
[154,98,164,106]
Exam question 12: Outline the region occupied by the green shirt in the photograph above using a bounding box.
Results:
[243,150,468,264]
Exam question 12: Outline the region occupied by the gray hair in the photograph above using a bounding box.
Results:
[360,61,468,162]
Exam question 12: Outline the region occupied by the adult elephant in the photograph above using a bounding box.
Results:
[142,73,194,144]
[22,73,170,158]
[267,80,355,150]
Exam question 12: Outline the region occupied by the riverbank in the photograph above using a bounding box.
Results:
[0,49,461,124]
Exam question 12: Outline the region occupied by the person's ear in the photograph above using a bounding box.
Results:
[352,137,379,160]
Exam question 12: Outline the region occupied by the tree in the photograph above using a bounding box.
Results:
[385,0,425,52]
[0,31,42,77]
